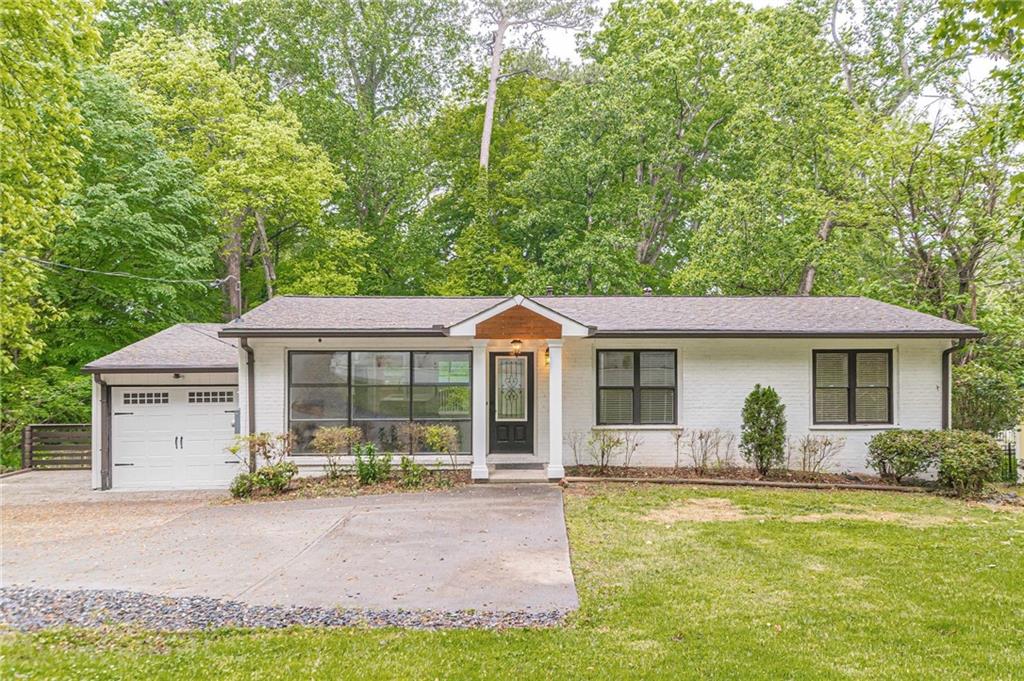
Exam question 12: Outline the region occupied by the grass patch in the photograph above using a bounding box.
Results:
[3,484,1022,679]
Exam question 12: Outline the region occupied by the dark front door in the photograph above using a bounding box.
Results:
[489,352,534,453]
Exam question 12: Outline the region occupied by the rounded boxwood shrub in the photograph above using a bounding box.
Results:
[935,430,1003,497]
[867,429,1004,495]
[866,430,941,483]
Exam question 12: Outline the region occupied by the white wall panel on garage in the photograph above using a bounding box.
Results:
[110,386,241,489]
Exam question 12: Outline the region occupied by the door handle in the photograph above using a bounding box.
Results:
[174,436,181,449]
[179,436,184,450]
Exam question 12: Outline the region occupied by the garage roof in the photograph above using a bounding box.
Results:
[217,295,981,339]
[84,324,238,374]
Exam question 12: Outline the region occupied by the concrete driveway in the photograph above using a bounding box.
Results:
[1,471,577,612]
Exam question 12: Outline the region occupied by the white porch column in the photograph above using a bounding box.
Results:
[547,340,565,480]
[471,340,489,480]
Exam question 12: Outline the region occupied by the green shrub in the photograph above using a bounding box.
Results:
[739,384,787,475]
[353,442,391,485]
[310,425,363,479]
[935,430,1003,496]
[419,423,460,471]
[229,472,254,499]
[251,461,299,494]
[399,454,426,488]
[866,430,941,482]
[952,363,1024,434]
[867,429,1004,495]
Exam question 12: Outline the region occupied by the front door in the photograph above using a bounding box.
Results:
[489,352,534,453]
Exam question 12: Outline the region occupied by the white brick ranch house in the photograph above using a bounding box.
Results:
[84,295,980,490]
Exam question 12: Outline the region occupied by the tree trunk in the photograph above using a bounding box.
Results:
[479,18,508,170]
[797,214,835,296]
[254,210,276,299]
[223,214,245,321]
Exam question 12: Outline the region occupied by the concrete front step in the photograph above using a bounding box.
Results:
[487,467,552,484]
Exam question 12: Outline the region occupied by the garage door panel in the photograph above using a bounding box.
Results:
[112,387,240,490]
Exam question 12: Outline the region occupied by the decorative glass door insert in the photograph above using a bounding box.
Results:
[495,356,527,421]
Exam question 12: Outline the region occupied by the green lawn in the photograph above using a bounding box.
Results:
[3,485,1022,680]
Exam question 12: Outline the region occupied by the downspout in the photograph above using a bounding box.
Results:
[941,339,965,430]
[95,374,112,490]
[241,337,256,472]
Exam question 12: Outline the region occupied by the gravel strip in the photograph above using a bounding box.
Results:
[0,586,568,632]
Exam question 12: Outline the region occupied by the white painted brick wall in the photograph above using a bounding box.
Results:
[560,337,949,474]
[245,335,949,476]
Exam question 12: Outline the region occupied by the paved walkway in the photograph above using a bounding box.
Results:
[1,471,578,612]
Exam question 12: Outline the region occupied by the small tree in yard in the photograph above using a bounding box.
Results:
[740,385,787,476]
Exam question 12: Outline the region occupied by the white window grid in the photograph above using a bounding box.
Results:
[188,390,235,404]
[123,392,169,405]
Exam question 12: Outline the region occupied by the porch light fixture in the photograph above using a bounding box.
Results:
[510,339,523,355]
[544,348,550,366]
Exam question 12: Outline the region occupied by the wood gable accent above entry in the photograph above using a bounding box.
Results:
[446,295,592,337]
[475,305,562,339]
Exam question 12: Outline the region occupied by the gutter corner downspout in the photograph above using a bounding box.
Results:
[941,339,966,430]
[240,338,256,472]
[94,374,112,490]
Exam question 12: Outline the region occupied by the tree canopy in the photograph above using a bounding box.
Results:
[1,0,1021,466]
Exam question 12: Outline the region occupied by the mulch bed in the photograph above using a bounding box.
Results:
[563,466,929,493]
[566,465,882,485]
[230,469,471,503]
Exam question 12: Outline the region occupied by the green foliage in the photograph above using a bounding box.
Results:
[110,28,337,312]
[935,430,1003,497]
[0,367,91,469]
[43,66,220,365]
[739,385,787,475]
[229,472,254,499]
[867,428,1005,495]
[352,442,391,486]
[398,454,427,489]
[251,461,299,495]
[953,363,1024,434]
[229,460,299,498]
[1,0,100,371]
[866,430,942,482]
[418,423,460,471]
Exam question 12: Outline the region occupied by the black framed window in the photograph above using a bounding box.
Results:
[597,350,677,425]
[288,350,471,453]
[813,350,892,425]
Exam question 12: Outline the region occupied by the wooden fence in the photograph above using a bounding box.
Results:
[21,424,91,470]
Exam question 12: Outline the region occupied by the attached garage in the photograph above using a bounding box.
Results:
[85,324,241,491]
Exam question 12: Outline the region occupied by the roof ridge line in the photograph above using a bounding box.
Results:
[185,323,237,348]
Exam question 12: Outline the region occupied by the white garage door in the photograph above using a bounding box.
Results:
[111,387,241,490]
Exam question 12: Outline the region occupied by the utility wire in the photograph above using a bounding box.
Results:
[1,249,231,287]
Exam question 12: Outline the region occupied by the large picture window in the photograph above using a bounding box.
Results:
[288,350,471,454]
[596,350,677,425]
[813,350,892,425]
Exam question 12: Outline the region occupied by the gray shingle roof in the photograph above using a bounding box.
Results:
[84,324,238,373]
[218,295,980,338]
[537,296,981,337]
